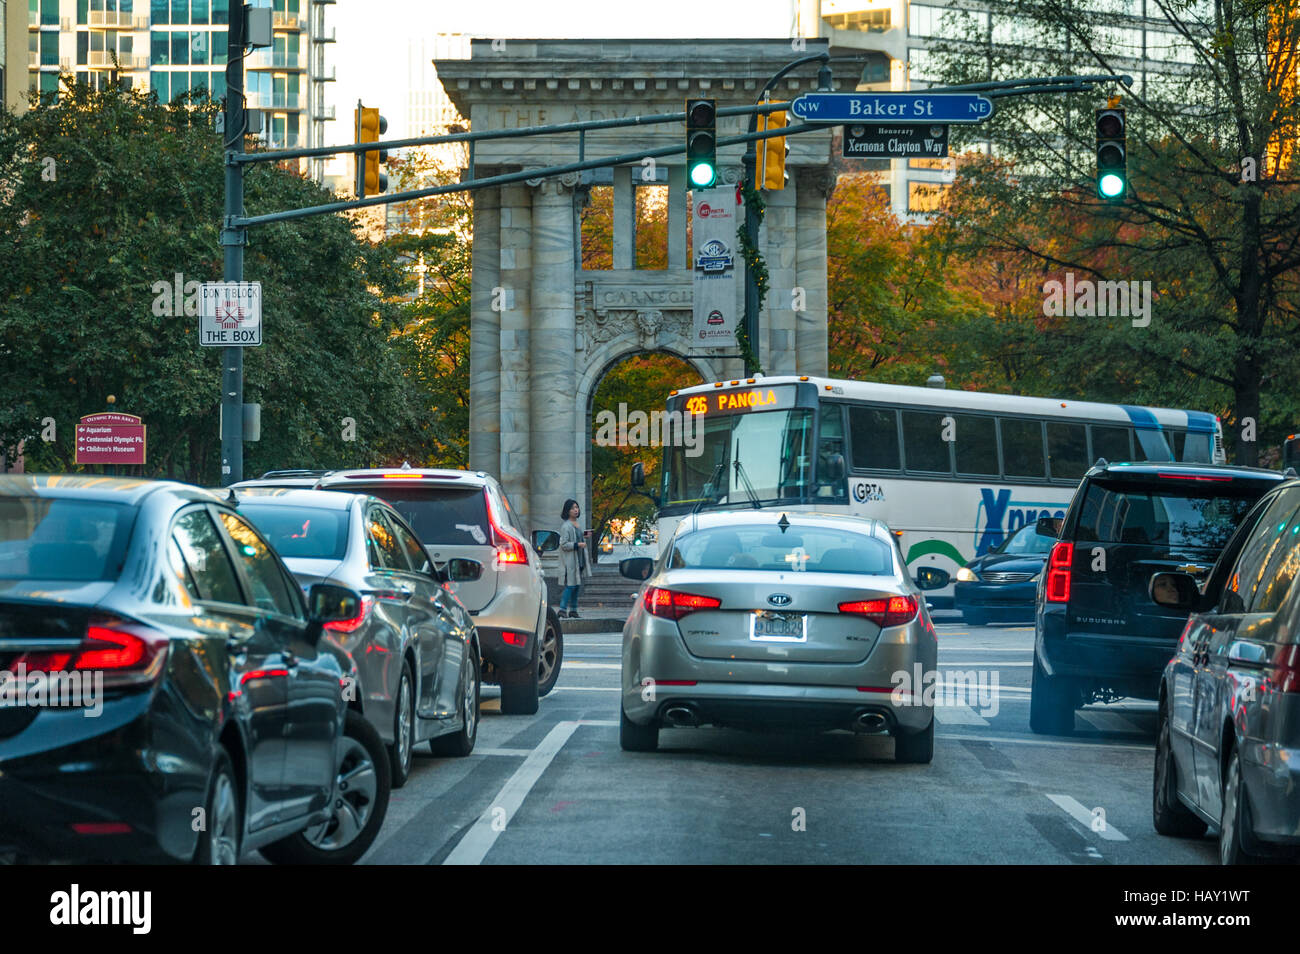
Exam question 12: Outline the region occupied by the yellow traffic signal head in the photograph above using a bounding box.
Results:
[356,105,388,197]
[758,108,788,191]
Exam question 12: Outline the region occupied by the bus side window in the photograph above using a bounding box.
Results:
[849,406,901,471]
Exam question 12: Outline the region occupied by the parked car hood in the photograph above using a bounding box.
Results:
[969,552,1048,574]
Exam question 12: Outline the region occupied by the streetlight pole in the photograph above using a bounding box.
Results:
[741,54,833,376]
[220,6,247,486]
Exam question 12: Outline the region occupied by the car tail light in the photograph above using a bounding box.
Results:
[70,822,133,835]
[1267,644,1300,694]
[486,489,528,565]
[324,596,373,633]
[502,631,527,647]
[6,617,169,691]
[644,587,721,620]
[1045,542,1074,603]
[838,595,918,627]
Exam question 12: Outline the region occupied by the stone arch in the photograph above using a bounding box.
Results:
[575,340,719,527]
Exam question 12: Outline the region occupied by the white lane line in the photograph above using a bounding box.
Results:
[550,686,620,692]
[933,705,990,726]
[443,720,580,866]
[562,661,621,670]
[472,748,532,757]
[1078,710,1146,733]
[937,648,1034,653]
[1046,793,1130,841]
[936,732,1152,752]
[941,661,1033,667]
[576,719,618,726]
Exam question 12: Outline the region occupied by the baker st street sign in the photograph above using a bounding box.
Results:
[790,92,994,124]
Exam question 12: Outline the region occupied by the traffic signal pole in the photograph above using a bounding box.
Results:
[220,5,247,485]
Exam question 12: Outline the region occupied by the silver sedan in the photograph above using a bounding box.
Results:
[618,511,939,762]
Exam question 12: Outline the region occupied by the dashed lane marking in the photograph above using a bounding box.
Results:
[1046,793,1130,841]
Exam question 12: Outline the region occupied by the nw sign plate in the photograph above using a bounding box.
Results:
[790,92,994,124]
[200,282,262,347]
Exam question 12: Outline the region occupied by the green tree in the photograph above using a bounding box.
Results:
[0,81,419,483]
[922,0,1300,462]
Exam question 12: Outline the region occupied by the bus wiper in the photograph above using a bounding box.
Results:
[733,459,762,509]
[692,461,727,516]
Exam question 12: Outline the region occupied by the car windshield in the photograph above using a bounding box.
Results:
[1074,480,1266,551]
[359,486,490,547]
[668,524,895,574]
[994,524,1056,556]
[238,504,351,561]
[0,497,135,580]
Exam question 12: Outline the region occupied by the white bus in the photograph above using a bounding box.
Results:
[648,375,1226,604]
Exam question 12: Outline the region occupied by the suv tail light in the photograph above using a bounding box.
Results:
[485,489,528,565]
[1045,542,1074,603]
[838,595,918,627]
[4,617,169,690]
[1268,644,1300,694]
[644,587,721,620]
[324,596,374,633]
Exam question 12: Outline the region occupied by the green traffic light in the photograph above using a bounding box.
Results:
[1099,173,1125,199]
[689,162,716,188]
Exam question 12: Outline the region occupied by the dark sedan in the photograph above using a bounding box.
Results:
[235,489,484,788]
[954,523,1056,625]
[0,475,389,865]
[1152,478,1300,863]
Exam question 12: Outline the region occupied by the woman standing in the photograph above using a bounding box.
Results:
[557,499,586,619]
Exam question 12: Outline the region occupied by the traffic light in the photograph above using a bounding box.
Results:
[1096,107,1126,201]
[685,98,717,189]
[757,107,788,191]
[356,104,388,198]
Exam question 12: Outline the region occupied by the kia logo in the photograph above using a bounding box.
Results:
[767,593,792,607]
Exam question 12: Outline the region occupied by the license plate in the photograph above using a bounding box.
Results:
[749,612,807,642]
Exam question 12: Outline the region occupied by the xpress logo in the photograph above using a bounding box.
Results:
[974,488,1067,556]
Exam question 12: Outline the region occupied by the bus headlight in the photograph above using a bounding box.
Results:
[956,567,979,582]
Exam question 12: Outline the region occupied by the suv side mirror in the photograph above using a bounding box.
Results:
[1149,571,1198,610]
[532,530,559,553]
[630,462,645,488]
[620,557,655,581]
[446,558,483,582]
[1036,516,1062,538]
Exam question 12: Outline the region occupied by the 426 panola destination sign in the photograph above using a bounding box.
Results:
[789,92,995,124]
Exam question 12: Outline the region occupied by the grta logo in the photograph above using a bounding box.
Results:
[767,593,793,607]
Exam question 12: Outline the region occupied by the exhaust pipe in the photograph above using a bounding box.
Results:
[663,705,700,727]
[852,711,888,733]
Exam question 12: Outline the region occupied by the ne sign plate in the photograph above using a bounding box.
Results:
[200,281,262,347]
[790,92,994,124]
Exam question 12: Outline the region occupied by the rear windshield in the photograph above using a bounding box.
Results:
[238,504,351,561]
[1073,480,1267,550]
[668,525,895,574]
[0,498,135,580]
[359,486,489,547]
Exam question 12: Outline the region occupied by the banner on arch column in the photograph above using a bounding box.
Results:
[691,186,739,349]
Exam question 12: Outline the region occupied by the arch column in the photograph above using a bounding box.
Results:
[528,174,580,530]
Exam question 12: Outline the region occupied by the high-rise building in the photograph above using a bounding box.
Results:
[23,0,335,180]
[407,32,468,168]
[4,0,33,111]
[794,0,1203,219]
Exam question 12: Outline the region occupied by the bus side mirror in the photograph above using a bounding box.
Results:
[631,462,645,488]
[1036,516,1062,538]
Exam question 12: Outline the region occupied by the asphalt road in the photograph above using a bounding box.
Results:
[356,619,1220,865]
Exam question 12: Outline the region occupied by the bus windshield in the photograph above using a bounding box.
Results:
[663,408,814,508]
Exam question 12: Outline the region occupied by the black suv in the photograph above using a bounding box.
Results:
[1030,461,1285,734]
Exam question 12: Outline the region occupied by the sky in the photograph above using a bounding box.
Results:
[323,0,797,173]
